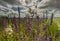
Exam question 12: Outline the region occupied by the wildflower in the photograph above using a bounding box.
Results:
[35,35,39,41]
[36,15,39,22]
[28,28,32,36]
[36,15,40,26]
[14,22,18,32]
[49,37,52,41]
[45,33,49,40]
[43,24,47,30]
[2,18,4,29]
[26,16,32,27]
[13,17,18,32]
[20,35,25,41]
[5,27,13,35]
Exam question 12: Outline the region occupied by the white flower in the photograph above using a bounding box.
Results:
[5,27,13,35]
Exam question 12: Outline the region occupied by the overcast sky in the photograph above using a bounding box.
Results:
[0,0,60,8]
[0,0,60,17]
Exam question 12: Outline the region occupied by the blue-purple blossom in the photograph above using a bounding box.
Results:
[36,15,39,22]
[36,29,40,34]
[14,23,18,31]
[20,35,25,41]
[43,24,47,30]
[28,28,32,36]
[14,18,18,32]
[35,35,39,41]
[45,33,49,40]
[39,37,42,41]
[36,15,40,26]
[26,17,32,27]
[49,37,52,41]
[2,18,5,29]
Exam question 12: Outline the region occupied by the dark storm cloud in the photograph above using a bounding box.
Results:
[3,0,21,5]
[49,0,60,8]
[0,0,21,6]
[0,0,7,7]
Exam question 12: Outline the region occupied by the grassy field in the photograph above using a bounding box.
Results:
[0,17,60,41]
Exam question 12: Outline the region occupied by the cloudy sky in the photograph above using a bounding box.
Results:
[0,0,59,8]
[0,0,60,17]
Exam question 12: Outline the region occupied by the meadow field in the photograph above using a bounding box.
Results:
[0,17,60,41]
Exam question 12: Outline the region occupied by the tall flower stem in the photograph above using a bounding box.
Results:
[13,16,18,32]
[36,15,40,27]
[45,10,48,21]
[26,16,33,37]
[50,13,54,25]
[2,17,5,29]
[18,6,20,22]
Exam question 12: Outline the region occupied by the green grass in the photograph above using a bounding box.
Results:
[0,18,60,41]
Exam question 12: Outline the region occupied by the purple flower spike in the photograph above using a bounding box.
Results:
[36,15,40,26]
[36,36,39,41]
[36,15,39,22]
[20,35,25,41]
[2,19,5,29]
[49,37,52,41]
[13,17,18,32]
[28,28,32,36]
[45,33,49,40]
[14,22,18,32]
[26,16,32,27]
[43,24,47,30]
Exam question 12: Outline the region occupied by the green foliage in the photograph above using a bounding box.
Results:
[0,18,60,41]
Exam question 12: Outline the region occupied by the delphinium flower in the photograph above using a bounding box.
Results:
[35,35,39,41]
[43,24,47,30]
[14,23,18,31]
[36,15,40,27]
[34,30,40,41]
[36,32,42,41]
[49,37,52,41]
[13,17,18,32]
[50,13,54,25]
[39,37,42,41]
[2,18,5,29]
[28,27,32,36]
[26,16,32,27]
[14,21,18,32]
[36,29,40,34]
[45,33,49,41]
[20,35,25,41]
[26,16,33,37]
